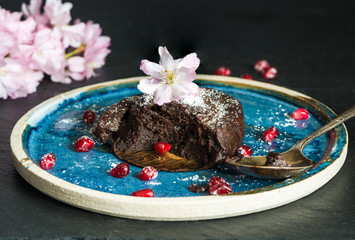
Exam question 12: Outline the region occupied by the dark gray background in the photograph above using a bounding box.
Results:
[1,0,354,239]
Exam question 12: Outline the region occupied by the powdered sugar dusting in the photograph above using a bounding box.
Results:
[135,88,241,128]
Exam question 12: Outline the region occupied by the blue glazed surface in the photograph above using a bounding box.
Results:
[24,80,338,197]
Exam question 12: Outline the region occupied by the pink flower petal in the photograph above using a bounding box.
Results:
[140,60,164,79]
[154,84,172,106]
[171,84,190,100]
[178,53,200,70]
[183,82,200,96]
[61,22,85,48]
[137,78,161,94]
[45,0,73,26]
[158,46,175,71]
[67,56,85,72]
[22,0,42,17]
[0,82,7,99]
[175,67,196,83]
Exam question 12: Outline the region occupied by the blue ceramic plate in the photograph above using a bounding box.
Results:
[11,75,348,221]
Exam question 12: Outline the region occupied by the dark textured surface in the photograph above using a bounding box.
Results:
[94,88,245,168]
[0,0,354,239]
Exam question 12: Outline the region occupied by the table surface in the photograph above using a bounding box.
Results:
[1,0,354,239]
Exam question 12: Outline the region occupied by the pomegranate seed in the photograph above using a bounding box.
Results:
[208,176,226,187]
[209,182,233,195]
[131,189,155,197]
[263,126,280,141]
[238,145,252,157]
[139,166,158,181]
[110,163,130,178]
[240,73,253,80]
[83,110,96,124]
[214,66,231,76]
[154,142,171,156]
[263,67,278,80]
[74,136,95,152]
[254,59,270,73]
[40,153,56,170]
[292,108,309,120]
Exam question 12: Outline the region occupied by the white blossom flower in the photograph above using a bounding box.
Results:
[138,46,200,106]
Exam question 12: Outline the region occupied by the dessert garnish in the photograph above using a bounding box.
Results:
[137,46,200,106]
[254,59,278,80]
[254,59,270,73]
[40,153,56,170]
[240,73,253,80]
[263,67,278,80]
[237,144,253,157]
[208,176,233,195]
[83,110,96,124]
[110,163,130,178]
[74,136,94,152]
[131,189,155,197]
[214,66,231,76]
[292,108,309,120]
[264,152,291,167]
[139,166,158,181]
[263,126,279,141]
[154,142,171,156]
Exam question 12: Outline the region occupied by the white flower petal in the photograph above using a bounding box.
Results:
[154,84,172,106]
[140,60,164,79]
[137,78,161,94]
[183,82,200,96]
[176,67,196,83]
[178,53,200,70]
[67,56,85,72]
[158,46,175,71]
[171,84,190,100]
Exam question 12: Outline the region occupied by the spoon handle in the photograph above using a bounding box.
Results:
[295,104,355,150]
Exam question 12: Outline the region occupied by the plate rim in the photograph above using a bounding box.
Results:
[10,75,348,221]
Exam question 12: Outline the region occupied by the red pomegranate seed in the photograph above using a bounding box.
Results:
[209,182,233,195]
[110,163,130,178]
[139,166,158,181]
[292,108,309,120]
[254,59,270,73]
[240,73,253,80]
[214,66,231,76]
[208,176,226,187]
[40,153,56,170]
[131,189,155,197]
[263,67,278,80]
[263,126,280,141]
[74,136,95,152]
[83,110,96,124]
[238,145,252,157]
[154,142,171,156]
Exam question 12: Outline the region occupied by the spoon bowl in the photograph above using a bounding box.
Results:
[226,105,355,179]
[225,148,314,179]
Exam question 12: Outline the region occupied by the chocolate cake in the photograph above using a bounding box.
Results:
[94,87,245,169]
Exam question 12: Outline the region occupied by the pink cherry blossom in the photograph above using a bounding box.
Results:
[44,0,85,48]
[138,46,200,105]
[0,1,111,99]
[22,0,50,25]
[0,31,15,58]
[31,28,70,83]
[67,21,111,81]
[0,58,43,99]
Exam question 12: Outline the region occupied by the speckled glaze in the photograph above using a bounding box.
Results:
[11,75,348,220]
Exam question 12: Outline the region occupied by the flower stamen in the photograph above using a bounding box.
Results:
[162,69,177,86]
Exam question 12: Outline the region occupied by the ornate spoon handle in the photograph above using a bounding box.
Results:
[294,105,355,151]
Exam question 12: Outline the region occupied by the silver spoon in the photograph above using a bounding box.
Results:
[225,105,355,179]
